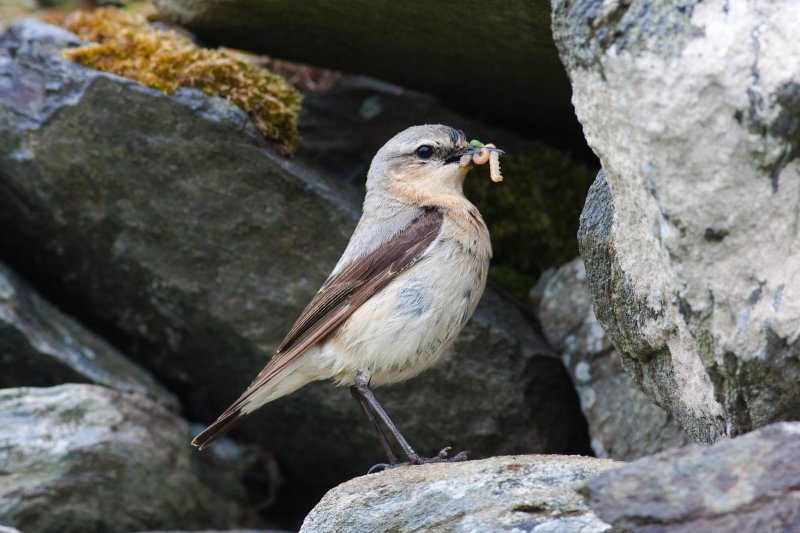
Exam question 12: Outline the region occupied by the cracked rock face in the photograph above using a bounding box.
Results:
[301,455,620,533]
[583,422,800,532]
[553,1,800,442]
[538,258,690,460]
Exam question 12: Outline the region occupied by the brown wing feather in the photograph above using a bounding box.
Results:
[192,207,444,449]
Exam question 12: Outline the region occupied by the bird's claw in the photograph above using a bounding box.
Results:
[367,462,394,474]
[366,447,470,473]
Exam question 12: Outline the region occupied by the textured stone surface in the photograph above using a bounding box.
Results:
[538,258,690,460]
[0,261,177,408]
[301,455,619,533]
[152,0,582,141]
[554,1,800,442]
[138,530,290,533]
[0,385,257,532]
[0,20,589,511]
[584,422,800,532]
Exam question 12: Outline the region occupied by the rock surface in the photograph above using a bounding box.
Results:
[0,384,257,532]
[137,530,290,533]
[0,20,590,511]
[538,258,690,460]
[0,261,177,408]
[554,1,800,441]
[584,422,800,532]
[152,0,582,142]
[301,455,619,533]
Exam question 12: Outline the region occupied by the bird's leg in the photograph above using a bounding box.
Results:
[353,370,469,468]
[349,385,399,465]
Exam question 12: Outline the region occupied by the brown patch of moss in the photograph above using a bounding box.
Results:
[60,7,301,153]
[464,141,595,300]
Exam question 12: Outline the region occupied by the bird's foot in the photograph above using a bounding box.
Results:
[367,447,469,473]
[408,446,470,465]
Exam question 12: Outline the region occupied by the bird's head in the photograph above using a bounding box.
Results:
[366,124,494,205]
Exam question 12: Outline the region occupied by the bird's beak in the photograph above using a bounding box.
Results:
[445,146,505,165]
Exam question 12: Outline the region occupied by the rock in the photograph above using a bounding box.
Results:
[0,261,177,409]
[583,422,800,532]
[0,19,590,512]
[528,266,556,311]
[538,258,690,460]
[138,530,291,533]
[61,8,302,154]
[152,0,583,143]
[301,455,620,533]
[0,384,259,532]
[553,1,800,442]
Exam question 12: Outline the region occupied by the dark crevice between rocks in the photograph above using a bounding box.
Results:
[525,356,593,457]
[512,503,548,514]
[721,350,753,436]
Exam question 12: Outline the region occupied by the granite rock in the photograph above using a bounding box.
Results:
[553,1,800,441]
[0,261,177,409]
[0,385,258,532]
[302,455,620,533]
[584,422,800,532]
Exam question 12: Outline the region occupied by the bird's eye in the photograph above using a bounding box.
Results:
[415,145,434,160]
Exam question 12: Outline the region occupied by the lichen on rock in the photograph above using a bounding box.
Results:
[60,7,301,153]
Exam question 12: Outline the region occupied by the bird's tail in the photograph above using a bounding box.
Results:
[191,360,315,450]
[192,408,244,450]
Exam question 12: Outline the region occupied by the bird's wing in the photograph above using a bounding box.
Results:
[192,206,444,449]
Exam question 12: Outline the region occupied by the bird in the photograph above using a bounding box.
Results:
[192,124,501,468]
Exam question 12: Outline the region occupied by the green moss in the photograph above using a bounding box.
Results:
[60,7,301,153]
[464,141,595,301]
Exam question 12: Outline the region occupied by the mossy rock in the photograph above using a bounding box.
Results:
[60,7,301,153]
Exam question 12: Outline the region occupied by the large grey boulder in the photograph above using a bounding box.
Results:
[0,261,177,408]
[0,385,258,532]
[0,20,588,509]
[538,258,690,460]
[584,422,800,532]
[301,455,620,533]
[152,0,582,141]
[553,1,800,442]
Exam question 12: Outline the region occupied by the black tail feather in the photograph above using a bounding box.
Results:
[191,408,246,450]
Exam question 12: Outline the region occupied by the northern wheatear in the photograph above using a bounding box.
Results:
[193,124,502,467]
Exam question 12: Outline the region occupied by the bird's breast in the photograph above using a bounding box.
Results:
[318,214,491,387]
